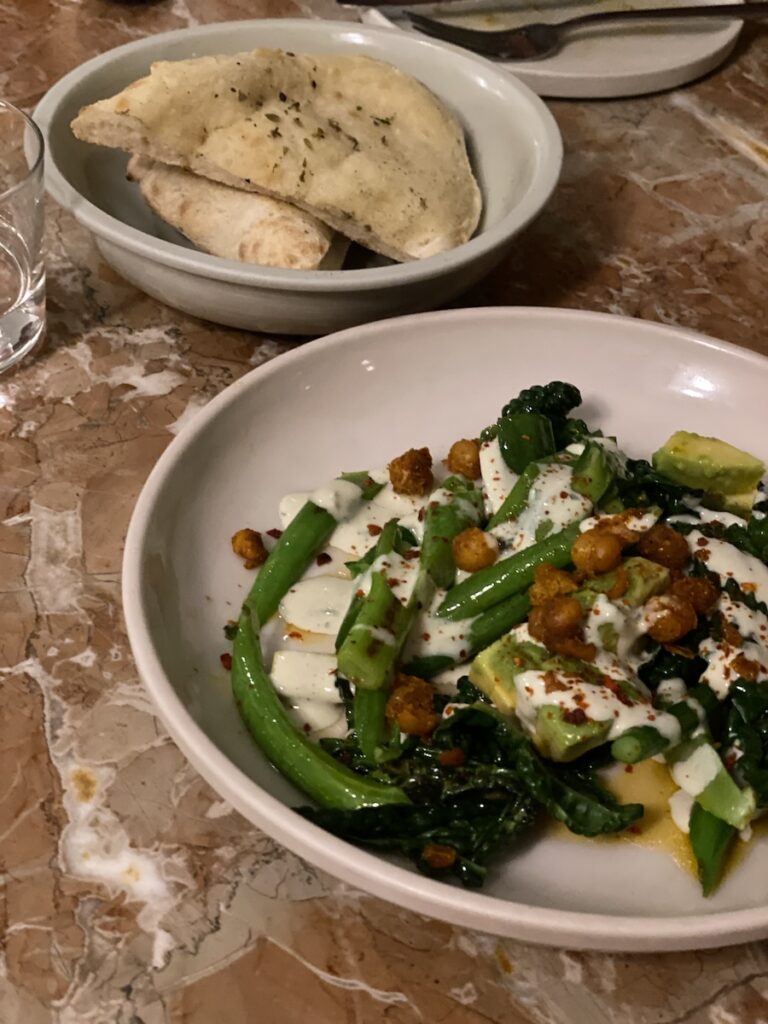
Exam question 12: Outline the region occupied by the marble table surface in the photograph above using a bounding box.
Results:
[2,0,768,1020]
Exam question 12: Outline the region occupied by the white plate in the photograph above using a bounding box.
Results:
[360,0,744,98]
[123,307,768,951]
[34,20,561,335]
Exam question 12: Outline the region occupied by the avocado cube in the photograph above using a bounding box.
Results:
[578,556,670,608]
[469,635,549,714]
[535,705,611,762]
[653,431,765,497]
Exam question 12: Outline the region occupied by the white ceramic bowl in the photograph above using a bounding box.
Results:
[34,20,562,335]
[123,306,768,951]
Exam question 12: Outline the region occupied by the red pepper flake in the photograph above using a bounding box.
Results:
[266,528,283,539]
[422,632,431,641]
[624,764,634,774]
[696,537,709,547]
[404,549,420,560]
[220,652,233,671]
[316,552,332,566]
[367,524,383,536]
[694,548,711,562]
[560,491,569,499]
[563,707,588,725]
[288,630,303,639]
[303,723,311,733]
[387,578,400,588]
[629,825,642,835]
[356,589,365,598]
[417,508,426,522]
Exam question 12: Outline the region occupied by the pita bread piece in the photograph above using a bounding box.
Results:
[127,156,347,270]
[71,49,482,262]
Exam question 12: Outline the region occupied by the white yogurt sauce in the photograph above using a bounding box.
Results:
[669,742,722,797]
[670,507,749,529]
[491,464,591,551]
[593,436,629,473]
[583,593,648,670]
[279,492,309,528]
[310,479,364,519]
[656,678,688,703]
[513,666,681,744]
[271,651,339,702]
[279,576,356,635]
[271,650,346,738]
[685,531,768,605]
[479,436,518,515]
[578,509,660,535]
[668,789,694,834]
[403,589,475,663]
[696,591,768,699]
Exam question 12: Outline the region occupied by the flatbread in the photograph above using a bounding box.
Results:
[71,49,482,262]
[126,155,347,270]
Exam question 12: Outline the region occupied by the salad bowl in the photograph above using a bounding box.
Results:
[122,306,768,950]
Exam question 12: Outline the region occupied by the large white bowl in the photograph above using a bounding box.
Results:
[123,306,768,951]
[34,20,562,335]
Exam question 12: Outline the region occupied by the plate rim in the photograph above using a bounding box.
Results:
[360,0,744,99]
[123,306,768,951]
[33,18,562,291]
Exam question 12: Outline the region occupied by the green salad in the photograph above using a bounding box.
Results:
[225,382,768,894]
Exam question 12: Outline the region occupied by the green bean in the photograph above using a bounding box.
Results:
[245,501,336,626]
[487,463,540,529]
[337,571,414,691]
[437,523,582,621]
[421,480,483,588]
[611,726,669,764]
[232,611,409,809]
[353,688,400,764]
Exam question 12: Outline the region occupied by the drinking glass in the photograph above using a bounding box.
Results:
[0,100,44,373]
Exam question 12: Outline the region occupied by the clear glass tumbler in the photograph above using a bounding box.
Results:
[0,101,44,373]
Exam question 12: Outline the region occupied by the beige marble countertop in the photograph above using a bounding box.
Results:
[2,1,768,1020]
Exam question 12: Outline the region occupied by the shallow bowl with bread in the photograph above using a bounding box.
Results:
[34,19,562,335]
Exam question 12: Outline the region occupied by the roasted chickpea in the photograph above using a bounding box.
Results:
[452,527,498,573]
[571,528,623,576]
[669,575,719,615]
[231,528,268,569]
[385,673,438,736]
[530,562,578,606]
[388,447,433,496]
[421,843,457,870]
[595,512,644,547]
[446,438,481,479]
[550,635,598,662]
[637,524,690,570]
[529,595,584,642]
[644,594,698,643]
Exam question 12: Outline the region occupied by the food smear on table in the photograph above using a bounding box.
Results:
[224,381,768,896]
[71,48,482,269]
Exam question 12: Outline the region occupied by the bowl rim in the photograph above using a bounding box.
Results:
[33,18,563,293]
[123,305,768,951]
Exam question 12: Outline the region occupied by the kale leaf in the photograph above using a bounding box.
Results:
[304,705,643,886]
[726,680,768,807]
